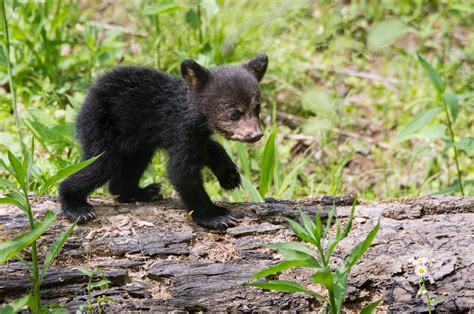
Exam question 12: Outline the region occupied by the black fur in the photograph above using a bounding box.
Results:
[59,54,268,230]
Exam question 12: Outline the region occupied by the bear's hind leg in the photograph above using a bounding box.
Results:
[109,150,162,203]
[59,156,113,223]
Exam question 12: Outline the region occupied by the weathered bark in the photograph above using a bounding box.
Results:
[0,195,472,312]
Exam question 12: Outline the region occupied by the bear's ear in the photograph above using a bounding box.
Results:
[242,53,268,82]
[181,59,210,91]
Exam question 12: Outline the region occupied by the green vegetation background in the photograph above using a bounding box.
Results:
[0,0,473,201]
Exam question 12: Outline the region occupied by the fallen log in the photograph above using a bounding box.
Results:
[0,195,472,312]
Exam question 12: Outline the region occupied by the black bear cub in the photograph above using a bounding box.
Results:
[59,53,268,230]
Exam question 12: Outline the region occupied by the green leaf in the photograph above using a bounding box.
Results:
[77,267,93,278]
[414,123,447,142]
[0,178,18,192]
[367,19,410,50]
[0,197,28,212]
[300,210,317,241]
[40,155,101,194]
[343,220,380,274]
[456,137,474,156]
[44,304,69,314]
[301,87,333,116]
[286,218,319,247]
[267,242,318,257]
[311,266,333,289]
[143,3,183,15]
[259,129,277,198]
[236,142,251,179]
[185,9,199,30]
[0,211,56,264]
[89,278,111,290]
[333,269,349,310]
[394,107,442,143]
[418,55,445,93]
[241,175,263,203]
[442,92,459,123]
[247,280,324,298]
[7,151,25,187]
[0,294,32,314]
[360,299,382,314]
[278,249,320,268]
[250,260,308,279]
[341,196,357,240]
[39,221,77,284]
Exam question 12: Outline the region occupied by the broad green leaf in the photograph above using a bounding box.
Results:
[343,220,380,274]
[40,155,101,194]
[0,178,18,192]
[456,137,474,156]
[333,269,348,310]
[302,117,334,135]
[0,294,32,314]
[143,3,183,15]
[394,107,442,143]
[89,279,111,290]
[248,280,324,298]
[40,221,77,284]
[360,299,382,314]
[278,249,320,268]
[259,129,277,198]
[250,260,308,279]
[236,142,251,179]
[418,55,445,93]
[414,124,446,142]
[301,87,333,116]
[368,19,409,50]
[0,211,56,264]
[311,266,333,289]
[267,242,317,257]
[0,197,28,212]
[185,9,199,30]
[7,151,25,187]
[286,218,319,247]
[300,210,316,241]
[241,175,263,203]
[278,163,303,197]
[442,92,459,123]
[77,267,94,278]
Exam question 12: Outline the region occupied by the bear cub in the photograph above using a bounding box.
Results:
[59,53,268,230]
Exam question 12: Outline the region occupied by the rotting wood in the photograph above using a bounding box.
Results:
[0,195,472,312]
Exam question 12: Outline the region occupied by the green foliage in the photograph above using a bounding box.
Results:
[78,267,112,313]
[0,139,98,313]
[394,55,469,195]
[248,198,381,313]
[0,0,472,205]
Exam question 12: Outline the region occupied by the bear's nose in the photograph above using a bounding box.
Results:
[246,132,263,143]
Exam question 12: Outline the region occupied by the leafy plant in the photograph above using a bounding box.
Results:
[394,55,471,195]
[0,140,99,314]
[77,267,112,314]
[248,197,381,313]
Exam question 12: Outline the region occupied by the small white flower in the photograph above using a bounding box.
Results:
[415,265,429,278]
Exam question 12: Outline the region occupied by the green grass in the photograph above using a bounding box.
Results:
[1,0,473,200]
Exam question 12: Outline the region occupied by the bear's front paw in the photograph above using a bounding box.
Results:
[218,166,241,190]
[191,205,238,230]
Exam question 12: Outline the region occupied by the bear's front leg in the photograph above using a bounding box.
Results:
[206,140,241,190]
[167,150,238,230]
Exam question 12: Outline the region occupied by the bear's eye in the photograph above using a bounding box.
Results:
[229,110,242,121]
[255,103,261,115]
